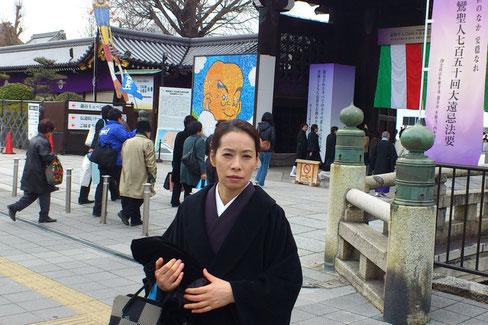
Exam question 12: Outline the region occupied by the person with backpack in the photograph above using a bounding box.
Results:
[255,112,276,186]
[92,108,136,217]
[7,119,58,223]
[180,121,206,198]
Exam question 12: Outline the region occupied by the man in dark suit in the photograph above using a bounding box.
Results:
[324,126,338,171]
[369,131,398,197]
[290,122,308,177]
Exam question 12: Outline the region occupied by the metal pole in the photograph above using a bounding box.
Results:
[65,168,73,213]
[12,158,19,197]
[156,140,163,163]
[142,183,151,236]
[100,175,110,224]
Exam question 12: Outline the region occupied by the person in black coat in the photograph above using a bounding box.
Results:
[324,126,338,171]
[307,124,321,162]
[171,115,197,207]
[150,120,302,324]
[369,131,398,196]
[290,122,308,177]
[7,119,57,223]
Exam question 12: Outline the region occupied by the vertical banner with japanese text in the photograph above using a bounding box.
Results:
[307,64,355,161]
[426,0,488,165]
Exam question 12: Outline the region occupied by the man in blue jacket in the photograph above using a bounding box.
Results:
[93,108,136,217]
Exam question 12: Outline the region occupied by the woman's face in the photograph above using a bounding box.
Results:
[210,131,258,194]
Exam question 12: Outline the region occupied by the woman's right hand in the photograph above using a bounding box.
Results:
[309,152,312,157]
[201,173,207,180]
[154,258,184,292]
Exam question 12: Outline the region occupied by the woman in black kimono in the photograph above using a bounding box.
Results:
[154,119,302,324]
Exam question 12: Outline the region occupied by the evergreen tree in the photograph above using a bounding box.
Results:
[24,57,67,100]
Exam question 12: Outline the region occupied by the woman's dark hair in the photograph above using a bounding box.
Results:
[188,121,203,135]
[261,112,273,123]
[211,120,260,155]
[331,126,339,133]
[300,122,308,128]
[101,105,112,120]
[184,115,197,128]
[311,124,318,132]
[38,119,55,134]
[136,120,152,133]
[108,109,122,121]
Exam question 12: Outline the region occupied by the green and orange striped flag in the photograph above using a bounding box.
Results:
[374,43,488,111]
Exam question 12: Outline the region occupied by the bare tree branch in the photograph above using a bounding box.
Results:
[111,0,258,37]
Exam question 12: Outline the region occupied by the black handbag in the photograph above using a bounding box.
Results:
[181,144,200,175]
[89,143,118,169]
[163,172,172,191]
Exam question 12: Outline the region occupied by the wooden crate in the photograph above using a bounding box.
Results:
[294,159,320,187]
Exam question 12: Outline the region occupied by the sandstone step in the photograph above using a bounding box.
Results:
[339,221,388,272]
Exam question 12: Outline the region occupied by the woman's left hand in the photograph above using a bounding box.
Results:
[184,268,235,313]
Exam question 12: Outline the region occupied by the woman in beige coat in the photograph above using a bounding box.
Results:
[118,120,157,226]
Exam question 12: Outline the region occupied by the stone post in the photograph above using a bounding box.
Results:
[325,103,366,264]
[383,123,436,325]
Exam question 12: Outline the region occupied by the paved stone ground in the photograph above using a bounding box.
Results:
[0,152,487,324]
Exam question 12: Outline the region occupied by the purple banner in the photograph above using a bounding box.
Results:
[426,0,488,165]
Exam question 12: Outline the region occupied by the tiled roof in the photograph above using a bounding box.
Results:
[0,27,258,71]
[183,34,258,67]
[27,30,67,44]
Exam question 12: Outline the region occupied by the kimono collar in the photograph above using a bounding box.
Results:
[185,185,276,277]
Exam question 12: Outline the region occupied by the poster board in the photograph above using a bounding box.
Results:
[156,87,192,161]
[28,103,40,140]
[191,54,257,137]
[128,76,154,110]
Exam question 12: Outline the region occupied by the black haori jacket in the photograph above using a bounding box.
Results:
[150,185,302,325]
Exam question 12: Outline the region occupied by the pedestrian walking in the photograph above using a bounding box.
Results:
[180,121,206,198]
[78,105,112,204]
[307,124,327,179]
[324,126,338,171]
[92,108,136,217]
[290,122,308,177]
[255,112,276,186]
[170,115,197,207]
[146,119,302,324]
[369,131,398,196]
[118,120,157,226]
[7,119,58,223]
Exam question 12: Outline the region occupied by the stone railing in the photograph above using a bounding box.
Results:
[326,103,436,325]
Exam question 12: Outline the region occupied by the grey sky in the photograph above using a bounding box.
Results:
[1,0,92,42]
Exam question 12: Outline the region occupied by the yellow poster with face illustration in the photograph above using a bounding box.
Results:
[192,54,257,137]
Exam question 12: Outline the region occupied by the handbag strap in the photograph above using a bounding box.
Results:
[121,285,146,315]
